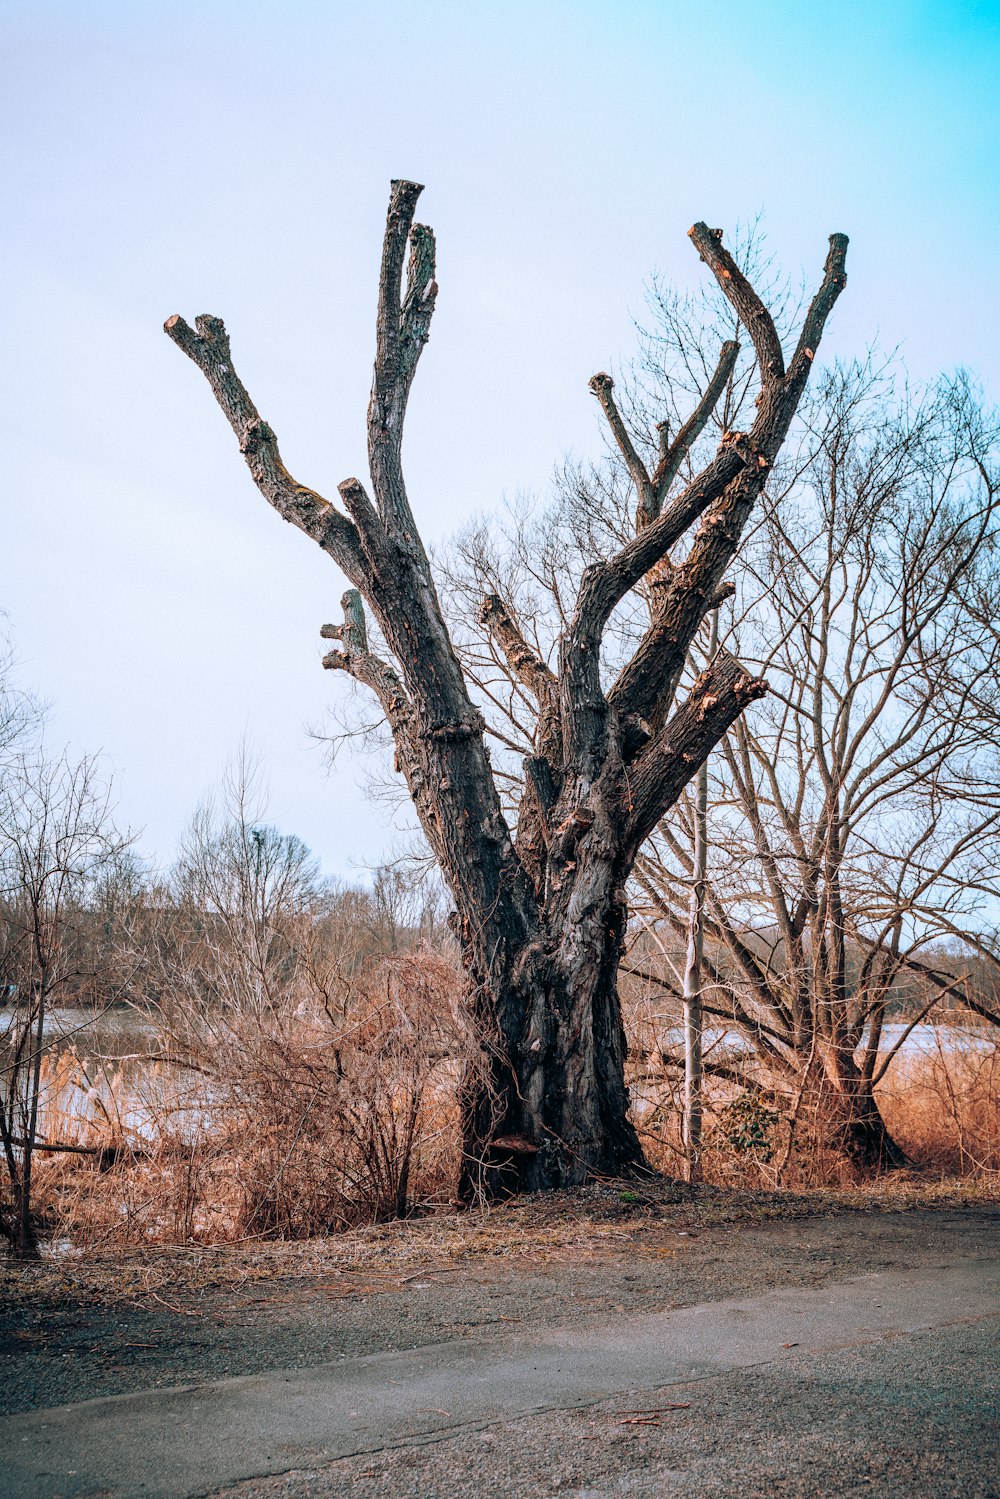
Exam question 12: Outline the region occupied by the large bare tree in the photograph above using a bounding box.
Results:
[633,363,1000,1169]
[165,180,847,1194]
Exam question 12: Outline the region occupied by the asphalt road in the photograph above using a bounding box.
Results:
[3,1253,998,1499]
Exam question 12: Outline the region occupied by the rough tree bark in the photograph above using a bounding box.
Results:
[166,181,847,1196]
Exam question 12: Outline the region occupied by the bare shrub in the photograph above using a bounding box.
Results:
[44,945,470,1247]
[21,750,478,1249]
[194,945,469,1238]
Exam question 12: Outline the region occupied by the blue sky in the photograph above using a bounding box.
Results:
[2,0,998,878]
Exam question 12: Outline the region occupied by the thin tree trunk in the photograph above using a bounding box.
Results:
[682,610,716,1182]
[17,983,45,1258]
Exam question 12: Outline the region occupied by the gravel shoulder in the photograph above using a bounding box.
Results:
[210,1321,1000,1499]
[2,1182,997,1418]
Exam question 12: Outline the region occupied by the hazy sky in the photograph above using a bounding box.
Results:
[3,0,999,879]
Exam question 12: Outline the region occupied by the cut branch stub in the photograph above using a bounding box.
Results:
[320,590,414,749]
[320,589,369,658]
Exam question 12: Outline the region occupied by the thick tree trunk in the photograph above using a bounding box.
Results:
[457,900,645,1199]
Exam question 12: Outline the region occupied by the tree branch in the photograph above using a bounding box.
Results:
[163,314,367,585]
[789,233,850,381]
[626,649,768,857]
[589,372,655,519]
[321,589,412,739]
[369,180,437,533]
[479,594,557,702]
[607,233,848,731]
[688,223,785,381]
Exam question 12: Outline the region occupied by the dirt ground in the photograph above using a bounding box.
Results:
[2,1178,997,1419]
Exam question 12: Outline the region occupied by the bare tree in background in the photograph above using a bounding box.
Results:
[0,744,129,1254]
[634,362,1000,1169]
[166,180,847,1194]
[680,607,717,1182]
[145,760,468,1234]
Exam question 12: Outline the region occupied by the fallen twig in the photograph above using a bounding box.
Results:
[617,1403,691,1418]
[148,1291,205,1317]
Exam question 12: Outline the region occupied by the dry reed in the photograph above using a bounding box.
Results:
[15,1000,998,1250]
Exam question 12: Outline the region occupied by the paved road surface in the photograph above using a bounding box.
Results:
[3,1255,998,1498]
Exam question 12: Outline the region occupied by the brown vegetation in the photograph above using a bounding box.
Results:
[17,972,998,1251]
[32,947,469,1248]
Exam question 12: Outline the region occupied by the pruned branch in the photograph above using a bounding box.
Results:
[563,226,847,772]
[321,589,412,741]
[163,314,366,585]
[369,179,438,533]
[400,222,438,384]
[790,233,850,380]
[373,179,425,404]
[589,341,741,532]
[688,223,785,381]
[479,594,556,701]
[626,649,768,856]
[589,372,656,519]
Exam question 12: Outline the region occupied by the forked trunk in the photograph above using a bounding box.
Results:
[166,180,848,1201]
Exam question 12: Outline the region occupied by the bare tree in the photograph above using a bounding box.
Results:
[0,747,130,1254]
[634,362,1000,1169]
[680,607,717,1182]
[166,180,847,1194]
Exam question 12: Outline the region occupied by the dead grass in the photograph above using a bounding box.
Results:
[4,1172,996,1312]
[11,997,997,1257]
[634,1028,1000,1190]
[878,1030,999,1175]
[18,948,475,1249]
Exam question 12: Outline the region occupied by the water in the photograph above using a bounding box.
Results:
[1,1004,189,1149]
[3,1006,994,1151]
[652,1021,992,1061]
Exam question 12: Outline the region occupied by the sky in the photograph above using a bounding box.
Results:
[2,0,999,881]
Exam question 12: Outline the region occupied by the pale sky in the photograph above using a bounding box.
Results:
[3,0,999,879]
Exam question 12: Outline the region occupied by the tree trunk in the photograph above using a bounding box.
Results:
[457,889,645,1199]
[14,1175,40,1258]
[820,1047,910,1172]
